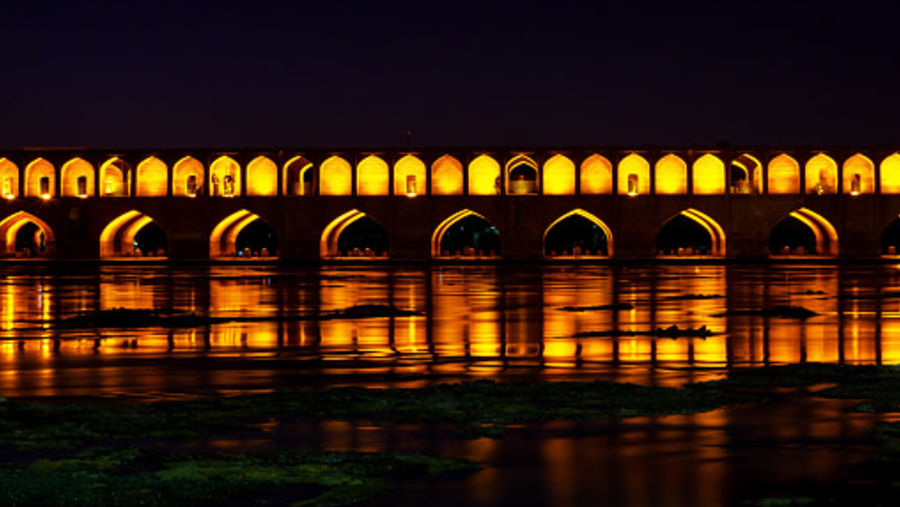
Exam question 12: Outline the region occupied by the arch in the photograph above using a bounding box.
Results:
[356,155,389,196]
[542,154,575,195]
[881,154,900,193]
[320,209,388,258]
[431,209,501,258]
[61,157,95,198]
[99,210,167,258]
[506,154,538,194]
[804,153,838,194]
[99,157,129,196]
[543,209,612,257]
[769,208,838,256]
[283,155,314,195]
[173,156,205,197]
[0,158,19,199]
[0,211,54,257]
[692,154,725,194]
[209,156,241,197]
[654,154,687,194]
[617,154,650,195]
[842,153,875,195]
[24,158,55,198]
[468,154,501,195]
[431,155,463,195]
[135,156,168,197]
[210,209,277,258]
[731,153,763,194]
[246,156,277,196]
[656,208,726,257]
[580,154,612,194]
[393,155,426,196]
[320,156,352,196]
[767,154,800,194]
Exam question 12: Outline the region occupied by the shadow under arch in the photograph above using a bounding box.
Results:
[656,208,726,257]
[431,209,500,258]
[100,210,167,258]
[543,209,612,258]
[769,207,838,256]
[320,209,388,259]
[0,211,55,257]
[210,209,277,258]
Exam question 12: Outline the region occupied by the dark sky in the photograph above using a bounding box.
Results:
[0,1,897,149]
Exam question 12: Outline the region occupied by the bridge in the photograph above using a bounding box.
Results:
[1,146,900,261]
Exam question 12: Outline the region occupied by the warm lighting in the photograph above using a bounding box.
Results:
[580,154,612,194]
[654,154,687,194]
[542,154,575,195]
[25,158,55,198]
[136,156,168,197]
[505,154,539,194]
[394,155,426,196]
[246,156,278,196]
[805,153,837,194]
[357,155,390,195]
[768,154,800,194]
[431,155,463,195]
[617,153,649,195]
[61,158,95,198]
[843,153,874,195]
[40,193,50,200]
[210,156,240,197]
[692,154,725,194]
[0,211,54,256]
[173,156,205,197]
[468,154,500,195]
[320,156,352,196]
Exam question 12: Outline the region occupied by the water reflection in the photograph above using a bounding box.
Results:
[3,264,900,396]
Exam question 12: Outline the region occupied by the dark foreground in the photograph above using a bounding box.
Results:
[3,364,900,506]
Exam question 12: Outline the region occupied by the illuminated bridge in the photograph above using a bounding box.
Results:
[2,146,900,261]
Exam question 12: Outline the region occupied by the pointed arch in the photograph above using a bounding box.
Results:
[356,155,389,196]
[881,153,900,193]
[842,153,875,195]
[468,154,501,195]
[0,158,19,199]
[99,157,129,196]
[393,155,426,196]
[320,209,388,258]
[542,154,575,195]
[283,155,314,195]
[210,209,277,258]
[61,157,95,198]
[654,154,687,194]
[0,211,54,256]
[24,158,55,198]
[320,156,352,196]
[580,154,612,194]
[209,155,241,197]
[135,156,168,197]
[431,155,463,195]
[656,208,726,257]
[805,153,838,194]
[617,154,650,195]
[431,209,501,258]
[99,210,167,258]
[172,156,204,197]
[245,156,277,196]
[505,154,538,194]
[769,207,838,256]
[731,153,763,194]
[543,209,613,257]
[692,154,725,194]
[767,154,800,194]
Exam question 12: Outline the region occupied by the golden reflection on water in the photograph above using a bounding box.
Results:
[3,264,900,395]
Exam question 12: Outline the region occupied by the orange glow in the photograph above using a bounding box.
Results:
[732,153,763,193]
[842,153,874,195]
[24,158,55,198]
[542,154,575,195]
[210,209,274,258]
[767,154,800,194]
[173,156,204,197]
[431,209,497,257]
[356,155,389,196]
[660,208,726,256]
[246,156,277,196]
[99,158,128,196]
[393,155,426,196]
[431,155,463,195]
[320,209,386,258]
[0,158,19,199]
[804,153,837,194]
[616,154,650,195]
[542,209,613,257]
[468,155,501,195]
[654,154,687,194]
[135,156,168,197]
[283,155,313,195]
[0,211,55,256]
[579,154,612,194]
[60,157,95,198]
[692,154,725,194]
[320,156,352,196]
[881,153,900,193]
[505,154,538,194]
[99,210,164,258]
[781,208,839,256]
[209,156,241,197]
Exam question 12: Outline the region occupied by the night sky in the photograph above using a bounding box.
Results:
[0,1,897,149]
